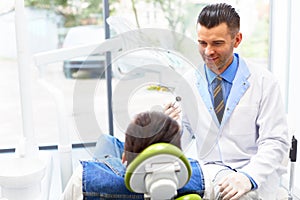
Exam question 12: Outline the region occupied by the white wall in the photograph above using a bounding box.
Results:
[287,0,300,197]
[269,0,289,107]
[271,0,300,198]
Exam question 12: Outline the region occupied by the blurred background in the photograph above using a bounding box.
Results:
[0,0,272,147]
[0,0,299,199]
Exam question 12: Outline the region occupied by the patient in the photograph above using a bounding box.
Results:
[60,111,204,200]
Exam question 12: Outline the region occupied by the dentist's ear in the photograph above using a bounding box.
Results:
[234,32,242,48]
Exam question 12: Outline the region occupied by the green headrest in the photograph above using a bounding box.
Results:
[124,143,192,192]
[175,194,202,200]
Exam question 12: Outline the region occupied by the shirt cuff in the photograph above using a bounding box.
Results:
[240,172,258,190]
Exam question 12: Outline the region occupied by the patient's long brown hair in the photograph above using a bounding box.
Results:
[124,111,181,165]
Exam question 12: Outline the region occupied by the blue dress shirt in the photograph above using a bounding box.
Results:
[205,54,238,106]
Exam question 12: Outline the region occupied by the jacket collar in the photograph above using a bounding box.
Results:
[195,54,250,127]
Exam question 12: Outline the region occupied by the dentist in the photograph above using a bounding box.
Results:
[165,3,289,200]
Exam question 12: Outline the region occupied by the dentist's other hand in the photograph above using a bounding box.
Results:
[218,172,252,200]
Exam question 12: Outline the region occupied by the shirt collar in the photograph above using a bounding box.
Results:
[205,53,239,84]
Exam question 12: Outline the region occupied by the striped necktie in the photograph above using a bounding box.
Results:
[213,76,225,123]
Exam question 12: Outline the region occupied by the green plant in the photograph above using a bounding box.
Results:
[25,0,117,27]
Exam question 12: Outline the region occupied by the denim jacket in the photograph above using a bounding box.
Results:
[82,157,204,200]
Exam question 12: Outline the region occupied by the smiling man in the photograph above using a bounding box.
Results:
[164,3,290,200]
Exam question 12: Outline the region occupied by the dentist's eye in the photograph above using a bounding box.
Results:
[198,41,207,48]
[213,41,224,46]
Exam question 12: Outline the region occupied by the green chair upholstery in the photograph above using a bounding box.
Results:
[125,143,199,200]
[175,194,202,200]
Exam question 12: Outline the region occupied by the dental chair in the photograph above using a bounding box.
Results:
[125,143,202,200]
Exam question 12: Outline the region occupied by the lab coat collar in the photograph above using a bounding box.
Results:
[195,54,250,127]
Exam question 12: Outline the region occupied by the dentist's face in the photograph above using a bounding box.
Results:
[197,22,242,74]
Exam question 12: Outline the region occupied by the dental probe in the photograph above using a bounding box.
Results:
[171,96,182,107]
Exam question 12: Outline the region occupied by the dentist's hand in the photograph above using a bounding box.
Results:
[164,102,181,121]
[218,172,252,200]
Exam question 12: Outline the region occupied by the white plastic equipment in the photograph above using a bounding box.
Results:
[124,143,200,200]
[0,157,45,200]
[0,1,49,199]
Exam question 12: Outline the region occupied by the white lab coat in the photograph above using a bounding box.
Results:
[177,56,290,199]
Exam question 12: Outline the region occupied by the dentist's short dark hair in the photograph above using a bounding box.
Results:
[197,3,240,37]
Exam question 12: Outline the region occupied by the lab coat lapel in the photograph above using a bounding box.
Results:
[193,68,221,157]
[194,59,251,127]
[221,58,250,126]
[195,67,220,126]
